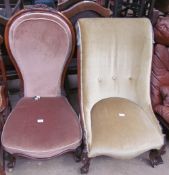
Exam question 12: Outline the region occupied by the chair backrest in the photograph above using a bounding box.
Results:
[61,1,112,26]
[5,8,74,97]
[58,0,81,11]
[77,18,153,145]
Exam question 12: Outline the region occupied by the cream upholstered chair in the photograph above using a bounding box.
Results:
[77,18,165,173]
[1,7,82,171]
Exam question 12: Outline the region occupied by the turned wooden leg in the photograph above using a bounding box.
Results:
[149,145,165,167]
[80,151,91,174]
[74,146,82,162]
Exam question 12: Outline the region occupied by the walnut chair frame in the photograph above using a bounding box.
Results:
[61,0,112,94]
[2,7,82,172]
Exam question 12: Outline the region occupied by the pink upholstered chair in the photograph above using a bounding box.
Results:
[77,18,165,173]
[1,7,82,171]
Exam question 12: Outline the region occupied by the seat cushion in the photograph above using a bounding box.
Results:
[2,97,82,158]
[89,97,164,159]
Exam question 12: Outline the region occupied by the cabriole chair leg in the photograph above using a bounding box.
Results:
[80,151,90,174]
[149,145,166,167]
[74,146,82,162]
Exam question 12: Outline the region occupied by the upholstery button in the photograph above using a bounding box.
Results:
[129,77,132,80]
[112,76,116,80]
[98,78,102,83]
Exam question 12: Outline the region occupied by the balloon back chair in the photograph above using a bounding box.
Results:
[61,1,112,93]
[77,18,165,173]
[1,7,82,171]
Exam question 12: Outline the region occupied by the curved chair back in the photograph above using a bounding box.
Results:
[77,18,157,146]
[58,0,81,11]
[5,8,75,97]
[61,1,112,26]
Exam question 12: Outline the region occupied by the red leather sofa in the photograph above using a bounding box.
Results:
[151,14,169,130]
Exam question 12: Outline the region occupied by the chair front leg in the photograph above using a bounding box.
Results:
[74,145,83,162]
[3,151,16,172]
[80,149,91,174]
[149,145,166,167]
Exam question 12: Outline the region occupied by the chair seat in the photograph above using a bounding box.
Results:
[89,97,164,159]
[1,97,82,158]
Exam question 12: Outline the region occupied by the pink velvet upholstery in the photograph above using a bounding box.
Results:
[8,11,73,97]
[2,9,82,159]
[2,97,81,158]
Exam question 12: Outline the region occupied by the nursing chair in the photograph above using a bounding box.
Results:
[1,7,82,171]
[77,18,165,173]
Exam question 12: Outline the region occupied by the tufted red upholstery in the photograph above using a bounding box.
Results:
[154,16,169,46]
[151,15,169,124]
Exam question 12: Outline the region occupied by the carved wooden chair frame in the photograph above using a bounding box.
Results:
[60,1,112,95]
[2,6,83,172]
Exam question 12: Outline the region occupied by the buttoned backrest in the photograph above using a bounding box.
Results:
[5,9,74,97]
[77,18,153,145]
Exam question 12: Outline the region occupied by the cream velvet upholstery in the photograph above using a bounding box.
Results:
[77,18,164,159]
[8,12,72,97]
[91,97,163,158]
